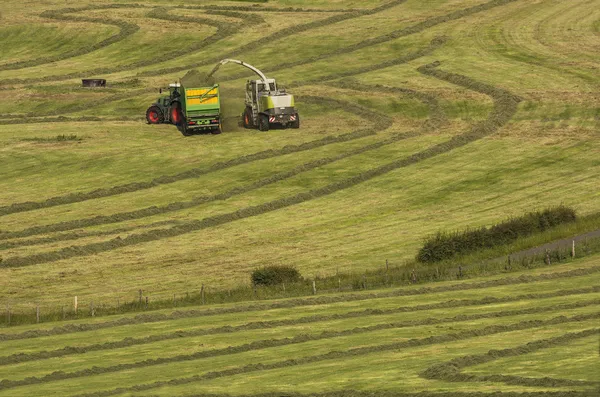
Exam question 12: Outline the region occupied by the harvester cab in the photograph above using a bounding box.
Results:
[208,59,299,131]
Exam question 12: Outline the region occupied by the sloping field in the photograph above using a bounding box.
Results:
[1,0,599,318]
[0,258,598,395]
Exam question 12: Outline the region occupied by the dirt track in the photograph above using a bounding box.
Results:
[510,229,600,260]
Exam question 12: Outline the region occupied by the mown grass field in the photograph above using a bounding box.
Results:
[1,0,599,392]
[0,259,599,396]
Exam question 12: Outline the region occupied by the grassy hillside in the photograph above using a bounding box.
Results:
[0,258,598,396]
[1,0,599,315]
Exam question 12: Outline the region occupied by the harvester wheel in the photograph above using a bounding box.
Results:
[291,113,300,129]
[258,114,269,131]
[243,107,253,129]
[146,106,163,124]
[212,122,222,135]
[170,103,183,126]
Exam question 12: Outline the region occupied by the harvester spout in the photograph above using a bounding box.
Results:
[208,59,269,85]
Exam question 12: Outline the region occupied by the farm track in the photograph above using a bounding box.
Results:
[68,313,600,397]
[422,328,600,388]
[2,266,597,342]
[0,65,520,267]
[0,299,597,390]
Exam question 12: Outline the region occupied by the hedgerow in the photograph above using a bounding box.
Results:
[417,206,577,263]
[2,265,597,340]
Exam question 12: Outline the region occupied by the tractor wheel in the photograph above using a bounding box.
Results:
[258,114,270,131]
[291,113,300,129]
[146,106,163,124]
[243,107,253,129]
[170,103,183,126]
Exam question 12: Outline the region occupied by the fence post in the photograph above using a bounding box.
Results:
[338,278,341,292]
[145,296,149,309]
[201,285,205,305]
[386,259,389,273]
[90,301,95,317]
[6,304,10,326]
[572,240,575,258]
[282,283,286,293]
[173,294,176,306]
[545,250,551,265]
[36,304,40,324]
[362,275,367,290]
[74,296,78,315]
[138,289,143,306]
[312,280,317,295]
[62,306,66,320]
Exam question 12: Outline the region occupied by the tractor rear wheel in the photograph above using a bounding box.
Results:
[291,113,300,129]
[258,114,270,131]
[146,106,163,124]
[170,102,183,126]
[243,107,254,129]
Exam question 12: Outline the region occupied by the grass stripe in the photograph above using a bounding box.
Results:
[68,313,599,397]
[0,66,519,267]
[421,328,600,387]
[0,299,596,390]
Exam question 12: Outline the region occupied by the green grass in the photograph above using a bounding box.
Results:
[0,0,599,393]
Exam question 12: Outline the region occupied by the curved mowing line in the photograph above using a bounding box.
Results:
[68,313,600,397]
[0,299,596,390]
[0,131,414,242]
[0,97,388,220]
[1,266,597,342]
[421,328,600,388]
[0,0,406,86]
[0,4,143,72]
[2,79,444,242]
[0,65,521,268]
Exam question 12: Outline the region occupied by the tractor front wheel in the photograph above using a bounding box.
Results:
[146,106,163,124]
[258,114,270,131]
[243,107,254,129]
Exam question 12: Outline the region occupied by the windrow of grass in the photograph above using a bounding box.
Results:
[0,64,520,270]
[32,314,597,397]
[421,328,600,388]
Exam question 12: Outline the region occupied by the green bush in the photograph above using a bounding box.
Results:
[417,206,577,263]
[252,266,301,286]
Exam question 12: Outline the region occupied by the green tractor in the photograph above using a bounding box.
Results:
[208,59,300,131]
[146,82,222,136]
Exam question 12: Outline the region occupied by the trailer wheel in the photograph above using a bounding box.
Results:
[146,106,163,124]
[258,114,270,131]
[291,113,300,129]
[170,103,183,126]
[212,122,222,135]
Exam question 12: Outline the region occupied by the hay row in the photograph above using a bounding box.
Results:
[421,328,600,387]
[68,313,600,397]
[0,96,379,219]
[1,266,596,341]
[178,391,598,397]
[0,4,144,72]
[2,127,404,243]
[0,65,519,267]
[135,0,409,78]
[1,298,596,390]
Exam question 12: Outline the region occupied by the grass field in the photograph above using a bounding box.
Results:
[0,258,598,396]
[0,0,599,393]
